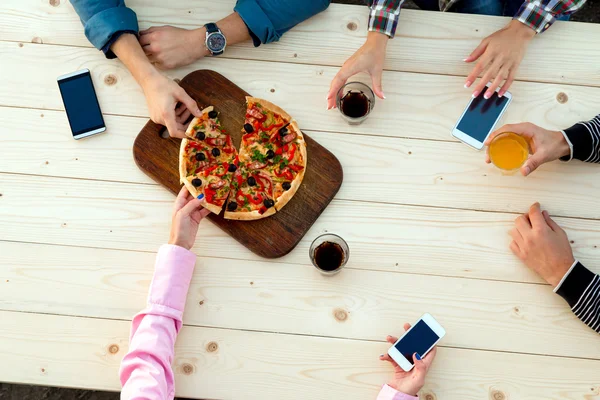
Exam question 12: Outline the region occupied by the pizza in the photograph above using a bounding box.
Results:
[179,99,307,220]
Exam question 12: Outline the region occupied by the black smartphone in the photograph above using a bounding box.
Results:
[57,69,106,140]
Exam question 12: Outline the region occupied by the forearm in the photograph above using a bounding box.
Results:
[554,261,600,334]
[376,384,418,400]
[119,244,197,397]
[110,33,158,88]
[560,114,600,163]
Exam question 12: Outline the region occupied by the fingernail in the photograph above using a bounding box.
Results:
[498,92,504,98]
[197,194,204,200]
[382,94,386,99]
[462,58,468,62]
[472,91,479,98]
[524,166,531,176]
[415,353,422,360]
[464,81,472,88]
[379,354,384,358]
[484,92,491,99]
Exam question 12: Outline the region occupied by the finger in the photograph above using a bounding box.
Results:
[515,214,532,233]
[485,68,508,99]
[190,205,211,223]
[177,109,192,125]
[174,186,191,212]
[473,62,500,99]
[370,67,385,100]
[327,68,352,110]
[422,346,437,367]
[464,39,489,64]
[176,88,201,118]
[412,352,428,378]
[521,151,545,177]
[498,70,516,98]
[164,111,186,139]
[386,335,399,344]
[139,26,159,35]
[139,33,153,47]
[509,240,521,257]
[180,197,203,217]
[528,202,547,230]
[465,58,488,91]
[542,210,562,232]
[175,102,187,116]
[403,323,411,332]
[509,227,525,247]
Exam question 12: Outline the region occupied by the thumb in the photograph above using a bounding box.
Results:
[179,197,203,218]
[412,352,427,379]
[176,87,202,118]
[521,153,545,176]
[370,67,385,100]
[464,39,488,63]
[327,68,351,110]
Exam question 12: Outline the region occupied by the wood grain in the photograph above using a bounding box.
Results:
[0,310,598,400]
[2,42,600,143]
[133,70,343,258]
[2,1,600,87]
[1,173,600,283]
[1,241,599,360]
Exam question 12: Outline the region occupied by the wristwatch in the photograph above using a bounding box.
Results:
[204,23,226,56]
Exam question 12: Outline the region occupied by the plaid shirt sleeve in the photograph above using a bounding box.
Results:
[367,0,405,38]
[514,0,587,33]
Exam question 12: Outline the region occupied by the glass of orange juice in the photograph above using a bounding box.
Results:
[488,132,530,172]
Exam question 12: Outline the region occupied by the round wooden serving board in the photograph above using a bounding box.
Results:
[133,70,343,258]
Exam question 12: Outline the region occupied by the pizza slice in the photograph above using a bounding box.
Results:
[223,160,277,220]
[185,106,229,141]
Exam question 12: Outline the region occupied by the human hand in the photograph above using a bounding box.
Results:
[464,20,535,98]
[140,71,202,138]
[326,32,388,110]
[140,26,207,70]
[485,123,570,176]
[168,186,211,250]
[510,203,574,287]
[379,323,437,396]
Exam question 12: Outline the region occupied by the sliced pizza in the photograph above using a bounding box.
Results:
[224,161,277,220]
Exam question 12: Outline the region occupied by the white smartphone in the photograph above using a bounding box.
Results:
[387,313,446,372]
[452,86,512,150]
[57,69,106,140]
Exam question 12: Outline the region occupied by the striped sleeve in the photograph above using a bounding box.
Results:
[367,0,405,38]
[514,0,587,33]
[560,114,600,163]
[554,261,600,334]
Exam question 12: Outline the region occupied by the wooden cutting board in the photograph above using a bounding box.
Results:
[133,70,343,258]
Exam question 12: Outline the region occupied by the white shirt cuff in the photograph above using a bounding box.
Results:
[553,260,578,292]
[559,130,574,162]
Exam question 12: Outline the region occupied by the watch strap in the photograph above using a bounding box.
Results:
[205,22,219,34]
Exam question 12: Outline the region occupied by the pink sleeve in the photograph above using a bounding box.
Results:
[376,384,419,400]
[119,244,196,400]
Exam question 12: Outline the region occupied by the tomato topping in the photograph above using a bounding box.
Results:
[275,147,283,155]
[246,193,263,205]
[204,188,216,204]
[286,143,296,161]
[288,164,304,172]
[258,206,267,215]
[275,168,294,181]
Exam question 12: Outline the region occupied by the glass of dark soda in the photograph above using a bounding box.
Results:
[336,82,375,125]
[309,233,349,275]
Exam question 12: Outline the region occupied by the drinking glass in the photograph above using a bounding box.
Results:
[309,233,349,276]
[336,82,375,125]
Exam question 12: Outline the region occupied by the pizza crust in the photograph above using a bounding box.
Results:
[246,96,292,122]
[224,207,276,220]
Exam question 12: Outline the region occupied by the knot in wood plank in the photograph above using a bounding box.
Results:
[556,92,568,104]
[206,341,219,352]
[333,308,348,322]
[31,37,43,44]
[182,363,194,375]
[423,393,436,400]
[108,344,119,354]
[347,22,358,31]
[49,0,60,6]
[104,74,118,86]
[490,389,506,400]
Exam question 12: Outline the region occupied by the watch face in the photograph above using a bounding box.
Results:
[206,33,226,53]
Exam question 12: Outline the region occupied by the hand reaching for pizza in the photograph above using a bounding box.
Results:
[379,323,437,396]
[140,71,202,138]
[464,20,535,98]
[327,32,388,109]
[169,186,211,250]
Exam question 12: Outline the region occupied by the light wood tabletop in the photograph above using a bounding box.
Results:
[1,0,600,399]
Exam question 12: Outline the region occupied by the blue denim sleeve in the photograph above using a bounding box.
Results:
[234,0,330,46]
[70,0,139,59]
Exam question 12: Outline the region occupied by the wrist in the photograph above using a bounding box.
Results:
[388,381,420,397]
[508,20,536,40]
[168,236,192,251]
[553,130,571,159]
[190,27,210,59]
[366,31,389,49]
[548,257,576,287]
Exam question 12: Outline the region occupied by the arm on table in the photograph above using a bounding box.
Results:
[555,262,600,334]
[560,114,600,163]
[514,0,587,33]
[119,244,197,399]
[69,0,138,59]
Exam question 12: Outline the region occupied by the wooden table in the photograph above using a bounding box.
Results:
[1,1,600,398]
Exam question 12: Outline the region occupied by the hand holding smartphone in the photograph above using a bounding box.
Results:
[57,69,106,140]
[387,313,445,372]
[452,85,512,150]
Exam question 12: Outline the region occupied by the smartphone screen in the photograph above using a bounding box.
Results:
[58,70,105,138]
[394,320,440,365]
[456,90,510,144]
